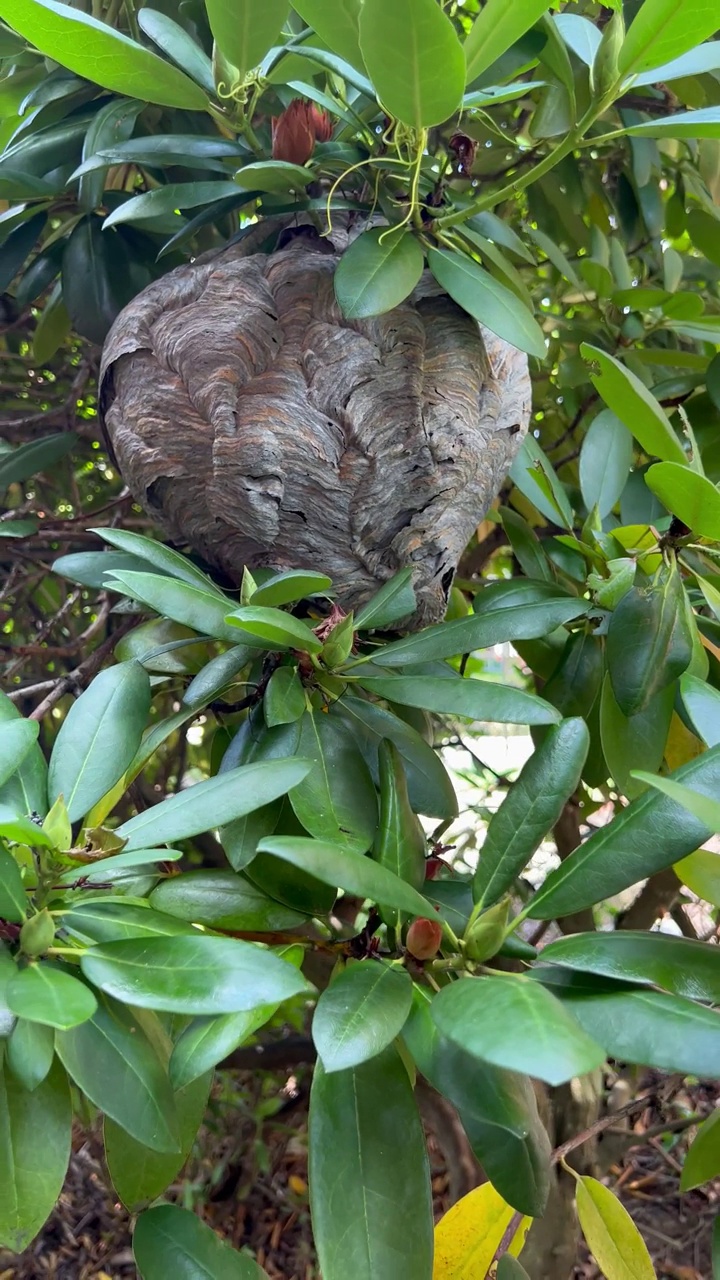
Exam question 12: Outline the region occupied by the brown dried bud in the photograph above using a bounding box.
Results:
[271,100,333,166]
[406,917,443,961]
[449,132,476,177]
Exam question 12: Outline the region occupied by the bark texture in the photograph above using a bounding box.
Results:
[100,222,531,625]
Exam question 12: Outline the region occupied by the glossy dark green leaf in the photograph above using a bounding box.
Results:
[78,98,144,213]
[47,661,150,823]
[372,740,426,926]
[499,508,553,581]
[551,982,720,1078]
[134,1203,268,1278]
[81,935,310,1014]
[357,672,561,727]
[0,1058,71,1252]
[5,1018,54,1092]
[169,1003,279,1090]
[184,645,253,709]
[0,0,207,107]
[6,964,97,1030]
[680,1108,720,1191]
[619,0,720,76]
[579,410,633,518]
[149,869,308,930]
[334,228,424,320]
[62,218,140,345]
[606,563,692,717]
[543,931,720,1003]
[465,0,552,83]
[103,181,242,230]
[62,900,196,944]
[257,836,432,917]
[542,630,604,723]
[313,962,413,1072]
[631,771,720,829]
[137,7,215,94]
[225,605,322,653]
[473,718,589,909]
[366,596,588,668]
[354,570,416,632]
[116,757,311,850]
[52,549,153,590]
[73,134,246,178]
[32,284,70,365]
[310,1046,433,1280]
[290,710,377,853]
[359,0,463,128]
[250,569,332,606]
[0,807,53,850]
[509,431,574,528]
[0,430,76,493]
[431,975,605,1086]
[330,695,457,820]
[645,461,720,538]
[633,41,720,86]
[291,0,363,67]
[625,107,720,138]
[0,210,45,294]
[581,343,685,464]
[206,0,289,78]
[56,996,180,1152]
[599,675,674,800]
[680,673,720,747]
[105,1069,212,1211]
[428,248,546,359]
[0,846,27,924]
[529,745,720,919]
[403,989,550,1217]
[107,569,242,640]
[264,665,306,726]
[95,527,226,595]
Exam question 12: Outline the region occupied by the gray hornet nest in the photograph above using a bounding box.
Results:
[99,221,531,627]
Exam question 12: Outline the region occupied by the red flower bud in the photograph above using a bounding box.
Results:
[406,917,443,961]
[271,100,333,166]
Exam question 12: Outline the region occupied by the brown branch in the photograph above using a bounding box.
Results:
[551,1094,655,1166]
[27,617,136,720]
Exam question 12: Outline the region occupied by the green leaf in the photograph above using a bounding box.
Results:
[225,605,322,652]
[169,1003,279,1090]
[403,989,550,1217]
[313,962,412,1072]
[497,1259,532,1280]
[78,98,144,214]
[542,931,720,1004]
[47,661,150,823]
[309,1046,433,1280]
[354,570,416,631]
[116,757,312,850]
[674,849,720,906]
[334,228,424,320]
[0,431,76,493]
[553,14,602,65]
[372,740,427,926]
[579,410,634,519]
[473,718,589,909]
[645,462,720,538]
[264,666,306,726]
[630,770,720,830]
[431,975,605,1087]
[94,527,226,595]
[277,45,373,96]
[331,695,457,821]
[428,248,546,359]
[0,1,207,109]
[0,846,27,924]
[529,745,720,919]
[257,835,433,917]
[508,432,574,528]
[62,900,196,944]
[624,107,720,138]
[6,964,97,1030]
[136,8,215,95]
[680,1108,720,1191]
[680,673,720,747]
[149,869,308,931]
[235,160,313,192]
[290,710,378,854]
[543,976,720,1077]
[581,343,686,464]
[366,597,589,667]
[5,1018,54,1092]
[133,1203,268,1279]
[80,935,310,1014]
[62,217,140,346]
[632,41,720,87]
[575,1176,655,1280]
[465,0,553,84]
[105,1070,212,1211]
[184,646,254,710]
[53,550,151,590]
[618,0,720,77]
[358,0,464,128]
[103,181,243,230]
[600,676,673,800]
[0,807,54,850]
[356,672,561,728]
[250,569,332,606]
[606,563,692,717]
[206,0,289,78]
[33,285,71,365]
[290,0,364,69]
[107,570,243,641]
[56,995,180,1152]
[0,211,46,296]
[0,1059,71,1252]
[73,134,246,177]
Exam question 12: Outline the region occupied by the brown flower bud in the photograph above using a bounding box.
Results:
[449,132,476,177]
[310,104,333,143]
[406,917,443,961]
[271,100,333,166]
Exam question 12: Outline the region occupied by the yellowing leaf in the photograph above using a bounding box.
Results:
[576,1176,656,1280]
[433,1181,531,1280]
[664,711,704,771]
